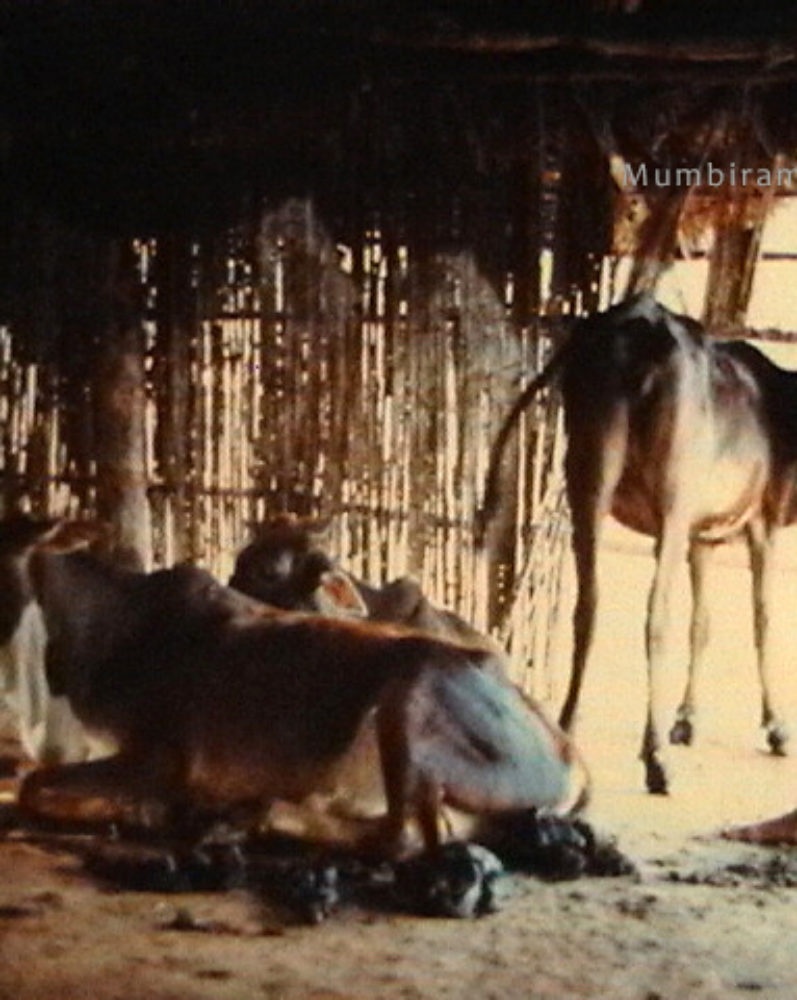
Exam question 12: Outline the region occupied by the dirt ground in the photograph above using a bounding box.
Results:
[2,534,797,1000]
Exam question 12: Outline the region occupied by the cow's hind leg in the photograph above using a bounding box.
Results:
[363,688,424,859]
[642,511,692,794]
[558,415,627,732]
[747,519,788,755]
[670,540,713,746]
[369,676,459,859]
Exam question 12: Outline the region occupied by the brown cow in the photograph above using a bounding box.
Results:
[479,294,793,795]
[1,515,587,858]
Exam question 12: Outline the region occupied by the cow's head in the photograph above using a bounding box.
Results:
[0,515,100,644]
[231,515,368,618]
[230,515,366,615]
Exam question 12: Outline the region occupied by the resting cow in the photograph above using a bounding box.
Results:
[1,514,587,858]
[479,294,795,795]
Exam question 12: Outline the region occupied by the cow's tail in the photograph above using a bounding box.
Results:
[559,741,591,817]
[475,346,568,548]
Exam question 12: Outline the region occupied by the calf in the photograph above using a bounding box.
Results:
[231,515,499,652]
[3,515,587,857]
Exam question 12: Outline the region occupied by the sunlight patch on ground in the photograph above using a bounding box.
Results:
[543,541,797,861]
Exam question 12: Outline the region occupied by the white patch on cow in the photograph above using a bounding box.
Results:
[616,291,663,325]
[271,551,295,578]
[313,571,368,618]
[0,601,108,764]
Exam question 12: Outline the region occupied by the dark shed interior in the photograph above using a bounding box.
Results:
[0,0,796,682]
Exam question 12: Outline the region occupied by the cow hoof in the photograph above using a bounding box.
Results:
[357,820,412,862]
[487,812,590,880]
[767,725,789,757]
[669,717,693,746]
[256,862,341,925]
[394,842,504,919]
[644,758,669,796]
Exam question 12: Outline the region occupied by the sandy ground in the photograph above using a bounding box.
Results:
[2,533,797,1000]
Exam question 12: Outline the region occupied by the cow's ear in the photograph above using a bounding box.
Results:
[305,515,333,546]
[314,570,367,617]
[37,519,108,554]
[0,514,63,553]
[383,576,424,618]
[247,514,294,539]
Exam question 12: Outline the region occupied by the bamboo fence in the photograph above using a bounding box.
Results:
[0,202,571,691]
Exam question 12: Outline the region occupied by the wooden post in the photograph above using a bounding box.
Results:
[624,188,689,296]
[94,240,152,570]
[154,235,193,563]
[703,213,756,332]
[702,160,778,333]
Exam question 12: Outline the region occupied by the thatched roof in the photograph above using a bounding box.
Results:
[0,1,795,236]
[1,0,796,86]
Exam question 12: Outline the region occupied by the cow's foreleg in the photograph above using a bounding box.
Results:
[670,540,712,746]
[747,519,788,755]
[18,752,181,829]
[643,514,690,794]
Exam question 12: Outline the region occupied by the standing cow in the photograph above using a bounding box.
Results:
[479,294,793,794]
